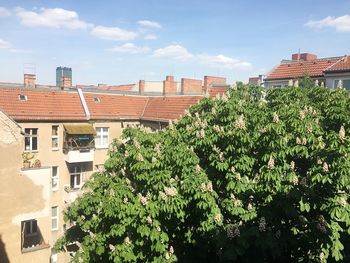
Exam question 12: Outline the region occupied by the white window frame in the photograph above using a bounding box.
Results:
[24,128,38,152]
[51,206,59,231]
[51,125,59,150]
[95,127,109,149]
[70,166,82,189]
[51,166,59,191]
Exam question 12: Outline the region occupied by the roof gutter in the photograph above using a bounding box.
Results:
[77,88,91,120]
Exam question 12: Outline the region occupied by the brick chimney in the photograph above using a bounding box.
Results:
[163,75,177,95]
[24,74,36,88]
[181,78,202,94]
[139,80,145,94]
[203,76,226,93]
[61,76,72,89]
[292,53,317,61]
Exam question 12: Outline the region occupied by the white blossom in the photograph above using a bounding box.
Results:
[290,161,295,170]
[137,153,144,162]
[323,162,329,173]
[159,191,167,200]
[124,236,131,245]
[146,216,153,225]
[109,244,115,251]
[134,140,141,150]
[235,114,246,129]
[165,252,170,260]
[169,246,174,254]
[268,156,275,169]
[339,197,347,207]
[296,137,302,145]
[123,197,128,204]
[164,186,177,197]
[139,194,148,206]
[292,176,299,186]
[196,164,201,173]
[273,112,279,123]
[152,157,158,163]
[214,213,222,223]
[339,126,346,141]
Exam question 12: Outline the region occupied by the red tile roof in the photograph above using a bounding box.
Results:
[0,87,204,122]
[84,93,148,120]
[265,58,341,80]
[98,84,135,92]
[142,96,201,121]
[0,89,86,121]
[325,56,350,73]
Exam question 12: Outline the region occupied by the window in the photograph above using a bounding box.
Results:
[51,207,58,231]
[51,166,59,191]
[334,79,350,91]
[23,220,38,236]
[52,125,59,149]
[19,94,27,101]
[24,128,38,152]
[95,127,109,148]
[70,166,82,189]
[94,96,100,103]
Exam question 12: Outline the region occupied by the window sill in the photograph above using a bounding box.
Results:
[24,150,39,153]
[95,146,108,150]
[21,243,50,253]
[52,148,59,151]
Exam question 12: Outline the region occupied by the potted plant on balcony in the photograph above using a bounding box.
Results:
[22,152,34,169]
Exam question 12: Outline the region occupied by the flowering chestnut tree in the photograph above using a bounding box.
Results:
[55,84,350,262]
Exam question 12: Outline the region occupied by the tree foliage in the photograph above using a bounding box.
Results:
[55,84,350,262]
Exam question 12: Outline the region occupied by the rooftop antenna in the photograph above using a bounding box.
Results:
[298,48,301,61]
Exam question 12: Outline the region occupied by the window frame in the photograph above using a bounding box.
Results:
[95,127,109,149]
[51,166,59,192]
[334,79,350,90]
[70,166,82,189]
[24,128,38,152]
[23,219,38,237]
[51,206,59,231]
[51,125,59,150]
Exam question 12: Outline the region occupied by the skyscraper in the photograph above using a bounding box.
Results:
[56,67,72,87]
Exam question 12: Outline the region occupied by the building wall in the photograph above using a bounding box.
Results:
[144,81,163,93]
[325,73,350,89]
[0,112,53,262]
[0,118,141,262]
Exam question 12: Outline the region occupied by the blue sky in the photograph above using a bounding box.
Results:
[0,0,349,85]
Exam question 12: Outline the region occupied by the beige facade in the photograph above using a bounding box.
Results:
[0,115,142,262]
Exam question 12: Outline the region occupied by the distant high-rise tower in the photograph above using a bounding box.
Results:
[56,67,72,88]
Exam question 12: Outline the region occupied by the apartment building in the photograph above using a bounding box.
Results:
[0,74,229,262]
[264,53,350,89]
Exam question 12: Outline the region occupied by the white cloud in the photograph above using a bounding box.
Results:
[154,44,252,70]
[138,20,161,29]
[153,44,194,60]
[15,7,91,29]
[305,15,350,32]
[108,43,150,54]
[144,34,157,40]
[0,39,11,49]
[197,54,252,70]
[0,7,11,17]
[91,26,138,41]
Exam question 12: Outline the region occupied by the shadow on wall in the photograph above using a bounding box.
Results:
[0,234,10,263]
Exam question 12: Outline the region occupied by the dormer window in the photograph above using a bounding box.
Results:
[19,94,27,101]
[94,97,100,103]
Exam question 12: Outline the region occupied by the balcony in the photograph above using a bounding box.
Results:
[21,220,50,253]
[63,124,96,163]
[64,148,94,163]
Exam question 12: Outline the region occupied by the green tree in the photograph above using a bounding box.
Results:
[55,85,350,262]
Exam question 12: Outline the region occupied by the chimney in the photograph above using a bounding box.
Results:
[181,78,202,94]
[139,80,145,94]
[292,53,317,61]
[163,76,177,95]
[165,75,174,82]
[203,76,226,93]
[24,74,36,88]
[61,76,72,89]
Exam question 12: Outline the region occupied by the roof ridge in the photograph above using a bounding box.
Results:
[324,56,345,72]
[141,97,150,118]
